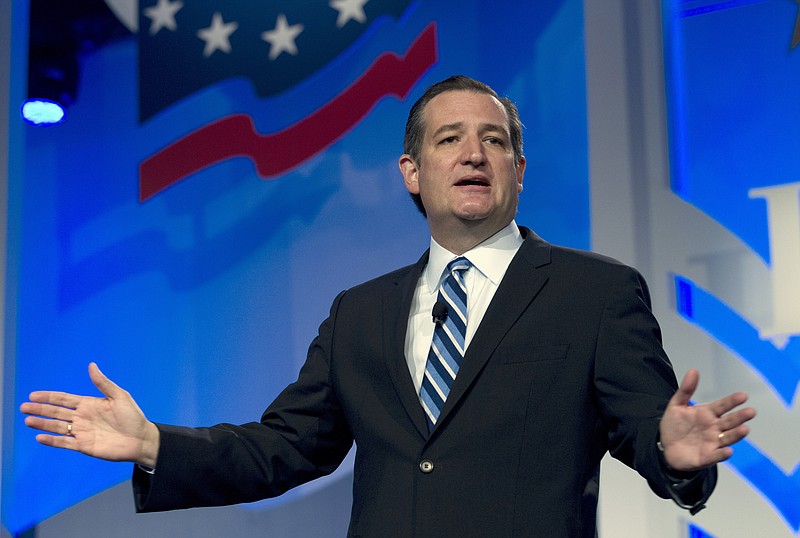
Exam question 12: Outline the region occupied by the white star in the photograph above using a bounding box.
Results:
[144,0,183,35]
[197,12,238,58]
[261,14,304,60]
[329,0,368,28]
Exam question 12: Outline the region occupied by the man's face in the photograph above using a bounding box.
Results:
[399,90,525,241]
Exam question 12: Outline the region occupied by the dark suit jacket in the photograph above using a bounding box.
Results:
[134,228,715,537]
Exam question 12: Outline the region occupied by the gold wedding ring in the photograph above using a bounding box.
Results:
[66,423,73,436]
[718,432,724,441]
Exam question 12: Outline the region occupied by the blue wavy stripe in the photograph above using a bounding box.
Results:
[673,275,800,406]
[674,274,800,531]
[679,0,772,18]
[728,438,800,532]
[688,522,716,537]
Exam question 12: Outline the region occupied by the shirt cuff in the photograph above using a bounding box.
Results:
[656,438,717,515]
[137,464,156,475]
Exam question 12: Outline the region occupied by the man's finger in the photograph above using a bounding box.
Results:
[718,424,750,447]
[718,405,756,431]
[670,369,699,407]
[709,446,734,465]
[20,401,74,421]
[24,415,71,435]
[708,391,750,417]
[26,390,81,409]
[88,362,124,400]
[35,432,78,450]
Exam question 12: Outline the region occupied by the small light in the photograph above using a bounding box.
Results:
[21,99,66,125]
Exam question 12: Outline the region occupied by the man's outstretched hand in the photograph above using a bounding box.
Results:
[659,369,756,472]
[20,363,160,469]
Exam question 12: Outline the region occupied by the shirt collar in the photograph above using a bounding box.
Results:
[424,221,524,293]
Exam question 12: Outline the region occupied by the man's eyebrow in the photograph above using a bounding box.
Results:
[479,122,508,134]
[430,122,508,138]
[431,122,464,138]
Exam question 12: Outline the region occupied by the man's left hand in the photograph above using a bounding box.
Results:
[659,369,756,471]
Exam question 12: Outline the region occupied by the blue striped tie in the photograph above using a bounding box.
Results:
[420,257,471,432]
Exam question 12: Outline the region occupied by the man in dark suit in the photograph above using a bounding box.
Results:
[22,76,755,537]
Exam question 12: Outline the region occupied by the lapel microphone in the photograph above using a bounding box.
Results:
[432,301,448,326]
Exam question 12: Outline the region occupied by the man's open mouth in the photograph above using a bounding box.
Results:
[455,177,489,187]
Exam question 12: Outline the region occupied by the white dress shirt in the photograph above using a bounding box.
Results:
[404,221,524,392]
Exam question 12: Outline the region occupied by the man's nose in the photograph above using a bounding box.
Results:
[461,137,486,166]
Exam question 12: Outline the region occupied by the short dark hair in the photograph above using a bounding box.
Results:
[403,75,524,216]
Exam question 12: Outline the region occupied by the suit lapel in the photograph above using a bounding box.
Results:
[434,229,552,431]
[382,252,430,439]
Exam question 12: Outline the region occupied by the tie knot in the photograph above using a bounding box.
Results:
[446,256,472,277]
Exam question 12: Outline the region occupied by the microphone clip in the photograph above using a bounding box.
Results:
[432,301,448,326]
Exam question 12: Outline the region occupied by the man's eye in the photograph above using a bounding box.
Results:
[439,136,458,144]
[485,137,503,145]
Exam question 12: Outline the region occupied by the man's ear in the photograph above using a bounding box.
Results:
[399,154,420,194]
[516,156,526,193]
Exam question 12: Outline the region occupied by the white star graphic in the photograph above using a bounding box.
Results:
[261,14,304,60]
[144,0,183,35]
[329,0,368,28]
[197,12,238,58]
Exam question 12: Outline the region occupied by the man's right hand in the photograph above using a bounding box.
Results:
[20,362,160,469]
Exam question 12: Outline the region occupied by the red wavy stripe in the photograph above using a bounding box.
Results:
[139,23,438,201]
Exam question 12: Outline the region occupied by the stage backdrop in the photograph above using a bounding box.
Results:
[661,0,800,536]
[3,0,589,535]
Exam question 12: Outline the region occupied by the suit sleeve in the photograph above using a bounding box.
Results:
[592,265,716,513]
[133,291,354,512]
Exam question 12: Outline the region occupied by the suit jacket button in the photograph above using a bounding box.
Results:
[419,460,434,473]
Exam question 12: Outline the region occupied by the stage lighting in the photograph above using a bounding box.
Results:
[24,0,130,126]
[20,98,66,125]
